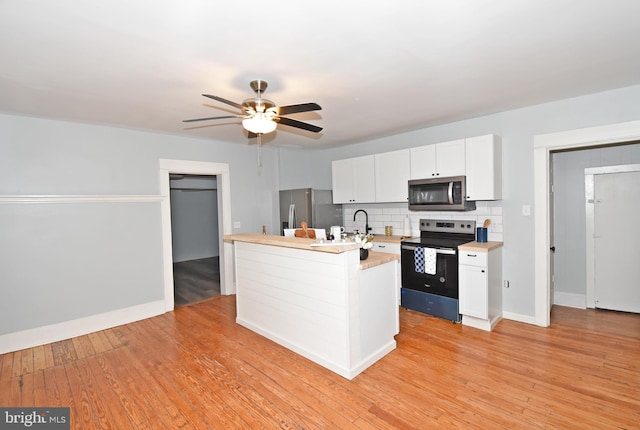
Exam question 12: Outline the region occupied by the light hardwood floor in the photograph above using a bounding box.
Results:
[1,297,638,429]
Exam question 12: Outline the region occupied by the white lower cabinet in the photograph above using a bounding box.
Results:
[459,245,503,331]
[371,241,401,305]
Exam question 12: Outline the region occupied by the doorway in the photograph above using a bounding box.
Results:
[534,120,640,326]
[159,159,234,312]
[170,174,220,306]
[585,164,640,313]
[551,144,640,310]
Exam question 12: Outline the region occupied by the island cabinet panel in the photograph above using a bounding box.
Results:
[232,240,397,380]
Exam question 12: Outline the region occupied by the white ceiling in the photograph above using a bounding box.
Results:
[2,1,640,149]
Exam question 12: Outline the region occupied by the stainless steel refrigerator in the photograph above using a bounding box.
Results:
[279,189,342,235]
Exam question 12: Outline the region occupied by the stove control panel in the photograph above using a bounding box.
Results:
[420,218,476,234]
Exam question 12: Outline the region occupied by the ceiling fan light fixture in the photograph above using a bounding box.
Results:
[242,115,277,134]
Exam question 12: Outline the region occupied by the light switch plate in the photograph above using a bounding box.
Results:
[233,221,241,229]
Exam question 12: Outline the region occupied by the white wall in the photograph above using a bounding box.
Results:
[552,142,640,307]
[0,113,279,340]
[280,83,640,321]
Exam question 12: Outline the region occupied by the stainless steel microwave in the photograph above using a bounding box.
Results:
[408,175,476,211]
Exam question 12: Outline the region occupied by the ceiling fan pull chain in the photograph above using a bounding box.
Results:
[257,133,262,167]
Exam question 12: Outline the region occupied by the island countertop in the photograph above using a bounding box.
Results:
[224,234,359,253]
[224,233,399,269]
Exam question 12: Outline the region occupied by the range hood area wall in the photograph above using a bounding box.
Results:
[342,201,503,242]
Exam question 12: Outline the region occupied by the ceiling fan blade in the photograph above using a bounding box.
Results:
[202,94,246,111]
[183,115,240,123]
[276,103,322,116]
[276,116,323,133]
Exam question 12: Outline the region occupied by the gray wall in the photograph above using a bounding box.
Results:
[552,142,640,300]
[0,113,279,335]
[3,83,640,338]
[279,83,640,319]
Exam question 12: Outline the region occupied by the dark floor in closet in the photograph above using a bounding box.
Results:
[173,256,220,306]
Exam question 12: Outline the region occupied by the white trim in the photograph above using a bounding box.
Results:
[501,311,538,326]
[533,120,640,327]
[584,164,640,309]
[158,159,234,313]
[0,195,162,204]
[0,300,165,355]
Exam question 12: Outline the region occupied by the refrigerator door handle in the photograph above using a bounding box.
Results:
[288,204,295,229]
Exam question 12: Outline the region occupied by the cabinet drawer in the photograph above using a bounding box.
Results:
[371,242,401,254]
[459,250,487,267]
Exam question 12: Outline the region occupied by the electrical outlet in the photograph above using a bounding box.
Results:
[233,221,241,229]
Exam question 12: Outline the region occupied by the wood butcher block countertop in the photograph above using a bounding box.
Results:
[358,251,400,270]
[224,234,358,252]
[371,234,416,243]
[458,241,504,252]
[224,234,399,270]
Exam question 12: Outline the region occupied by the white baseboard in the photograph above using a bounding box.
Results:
[553,292,586,309]
[0,300,166,354]
[502,311,539,326]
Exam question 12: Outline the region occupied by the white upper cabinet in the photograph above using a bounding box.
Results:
[331,155,376,204]
[410,139,465,179]
[374,149,410,202]
[332,134,502,204]
[465,134,502,201]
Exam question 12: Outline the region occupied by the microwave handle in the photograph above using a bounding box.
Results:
[447,182,454,204]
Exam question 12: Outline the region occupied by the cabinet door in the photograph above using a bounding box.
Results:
[435,139,466,177]
[459,265,488,319]
[352,155,376,203]
[465,135,502,201]
[410,145,436,179]
[332,158,355,203]
[375,149,410,202]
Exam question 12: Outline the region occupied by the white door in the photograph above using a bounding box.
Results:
[593,170,640,313]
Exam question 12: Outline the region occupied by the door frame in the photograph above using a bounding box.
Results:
[585,163,640,309]
[159,159,234,312]
[533,120,640,326]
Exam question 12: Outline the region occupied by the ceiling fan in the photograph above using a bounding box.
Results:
[183,80,323,137]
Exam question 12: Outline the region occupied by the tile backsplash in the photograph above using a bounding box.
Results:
[343,201,504,242]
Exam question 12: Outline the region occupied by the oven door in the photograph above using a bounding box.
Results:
[400,243,459,299]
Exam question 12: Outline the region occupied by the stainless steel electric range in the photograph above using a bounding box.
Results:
[400,218,476,322]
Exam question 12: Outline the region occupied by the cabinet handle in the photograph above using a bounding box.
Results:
[467,253,477,257]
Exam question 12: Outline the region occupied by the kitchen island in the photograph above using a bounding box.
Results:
[224,234,399,380]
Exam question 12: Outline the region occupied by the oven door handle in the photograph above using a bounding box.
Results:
[401,244,456,255]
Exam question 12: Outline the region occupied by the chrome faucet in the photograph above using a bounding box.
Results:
[353,209,371,234]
